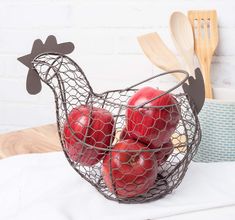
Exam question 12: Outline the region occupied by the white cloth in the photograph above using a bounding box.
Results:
[0,152,235,220]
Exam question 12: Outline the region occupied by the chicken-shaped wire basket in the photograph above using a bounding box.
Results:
[18,36,205,203]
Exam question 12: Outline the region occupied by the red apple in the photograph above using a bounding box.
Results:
[120,127,174,165]
[155,140,174,165]
[126,86,180,147]
[63,105,115,166]
[102,139,158,198]
[119,127,132,140]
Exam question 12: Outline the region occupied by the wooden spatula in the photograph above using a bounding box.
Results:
[170,12,195,77]
[137,32,185,81]
[188,10,219,98]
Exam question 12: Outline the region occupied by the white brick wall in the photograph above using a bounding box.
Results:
[0,0,235,133]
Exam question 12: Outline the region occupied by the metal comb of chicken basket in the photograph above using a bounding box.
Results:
[18,35,205,203]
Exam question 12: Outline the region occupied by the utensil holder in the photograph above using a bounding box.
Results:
[194,99,235,162]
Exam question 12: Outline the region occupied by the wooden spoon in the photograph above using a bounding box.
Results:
[170,12,195,77]
[188,10,219,98]
[137,32,185,81]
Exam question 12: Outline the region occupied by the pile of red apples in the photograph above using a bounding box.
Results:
[64,86,180,198]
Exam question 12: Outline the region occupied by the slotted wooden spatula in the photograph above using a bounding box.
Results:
[137,32,185,81]
[188,10,219,98]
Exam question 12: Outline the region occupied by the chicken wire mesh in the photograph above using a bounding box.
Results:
[29,52,201,203]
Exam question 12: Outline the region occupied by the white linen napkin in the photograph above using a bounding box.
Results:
[0,152,235,220]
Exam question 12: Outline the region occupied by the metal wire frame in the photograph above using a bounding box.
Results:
[32,53,201,203]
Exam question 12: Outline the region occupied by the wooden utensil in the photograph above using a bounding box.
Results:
[170,12,195,77]
[137,32,185,81]
[188,10,219,98]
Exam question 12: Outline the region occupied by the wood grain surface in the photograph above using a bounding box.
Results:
[0,124,61,159]
[188,10,219,99]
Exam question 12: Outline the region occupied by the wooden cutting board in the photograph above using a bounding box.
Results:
[0,124,61,159]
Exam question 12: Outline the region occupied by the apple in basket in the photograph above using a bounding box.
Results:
[120,127,174,165]
[102,139,158,198]
[63,105,115,166]
[126,86,180,147]
[155,140,174,165]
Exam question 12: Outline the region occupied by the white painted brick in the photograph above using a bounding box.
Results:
[211,56,235,88]
[0,125,25,134]
[73,29,116,55]
[152,54,235,88]
[0,103,55,126]
[148,1,235,28]
[75,1,235,28]
[0,0,235,131]
[216,28,235,56]
[116,29,154,55]
[0,79,33,103]
[117,35,141,54]
[0,28,73,54]
[116,27,235,56]
[0,3,73,29]
[0,55,26,78]
[73,54,153,92]
[116,28,175,55]
[0,78,54,105]
[0,125,33,134]
[78,54,153,81]
[212,55,235,64]
[0,0,70,2]
[74,2,154,28]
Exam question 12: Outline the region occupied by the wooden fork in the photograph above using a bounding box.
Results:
[188,10,219,98]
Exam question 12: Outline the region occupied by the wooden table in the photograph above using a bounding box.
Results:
[0,124,61,159]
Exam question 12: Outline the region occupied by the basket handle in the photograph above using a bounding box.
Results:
[125,69,205,114]
[125,70,189,108]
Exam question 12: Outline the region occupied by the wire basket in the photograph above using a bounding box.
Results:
[18,36,202,204]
